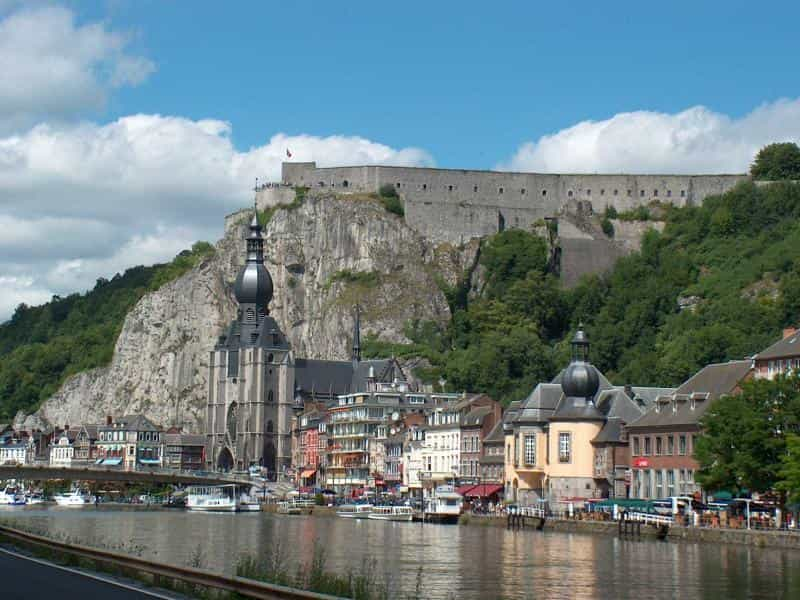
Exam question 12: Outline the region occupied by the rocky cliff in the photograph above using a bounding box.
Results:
[34,193,464,432]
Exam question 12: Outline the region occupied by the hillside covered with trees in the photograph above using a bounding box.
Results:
[0,242,215,420]
[366,176,800,405]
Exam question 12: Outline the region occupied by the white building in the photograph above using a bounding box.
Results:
[402,427,425,498]
[0,443,31,465]
[49,431,75,467]
[421,408,461,486]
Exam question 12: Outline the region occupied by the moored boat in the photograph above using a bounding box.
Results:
[186,485,237,512]
[0,485,26,506]
[336,504,373,519]
[53,489,94,506]
[423,485,463,524]
[367,505,414,522]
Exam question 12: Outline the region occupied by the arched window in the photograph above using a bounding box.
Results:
[267,353,274,363]
[227,403,238,440]
[267,420,274,433]
[268,390,274,404]
[342,180,349,188]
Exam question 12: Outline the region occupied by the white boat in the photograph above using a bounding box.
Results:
[186,485,237,512]
[0,485,26,506]
[336,504,373,519]
[238,490,262,512]
[53,489,95,506]
[25,493,45,505]
[367,505,414,522]
[423,485,463,523]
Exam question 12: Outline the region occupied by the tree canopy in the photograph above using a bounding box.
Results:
[750,142,800,181]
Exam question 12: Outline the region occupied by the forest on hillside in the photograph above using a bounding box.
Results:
[0,242,215,420]
[366,177,800,405]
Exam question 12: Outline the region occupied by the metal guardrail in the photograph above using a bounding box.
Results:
[0,465,256,487]
[0,525,339,600]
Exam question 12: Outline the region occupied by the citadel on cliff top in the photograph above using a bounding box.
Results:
[258,162,747,284]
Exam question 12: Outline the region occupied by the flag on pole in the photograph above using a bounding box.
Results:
[286,148,292,158]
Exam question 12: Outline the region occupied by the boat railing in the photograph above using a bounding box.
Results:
[625,511,675,525]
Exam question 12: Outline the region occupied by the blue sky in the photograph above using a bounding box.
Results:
[2,0,800,319]
[71,0,800,168]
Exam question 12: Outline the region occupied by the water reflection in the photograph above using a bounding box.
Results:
[3,507,800,599]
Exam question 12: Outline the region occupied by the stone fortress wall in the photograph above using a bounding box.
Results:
[257,162,747,284]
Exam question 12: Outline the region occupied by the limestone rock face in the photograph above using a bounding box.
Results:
[36,193,454,432]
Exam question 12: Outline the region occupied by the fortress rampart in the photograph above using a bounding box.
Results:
[262,162,747,245]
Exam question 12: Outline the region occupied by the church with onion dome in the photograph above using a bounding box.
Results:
[205,206,402,477]
[504,327,674,506]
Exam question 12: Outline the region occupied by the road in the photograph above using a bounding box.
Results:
[0,548,181,599]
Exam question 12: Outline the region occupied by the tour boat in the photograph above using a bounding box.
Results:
[25,492,45,505]
[336,504,373,519]
[53,489,95,506]
[186,485,237,512]
[367,505,414,522]
[423,485,463,524]
[0,485,26,506]
[238,489,262,512]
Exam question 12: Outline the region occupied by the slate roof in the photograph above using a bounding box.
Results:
[294,358,396,399]
[461,406,493,427]
[164,433,205,446]
[483,420,505,445]
[102,415,160,432]
[755,330,800,360]
[514,384,563,424]
[592,417,624,444]
[627,360,752,430]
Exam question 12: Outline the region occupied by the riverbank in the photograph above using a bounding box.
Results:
[457,513,800,549]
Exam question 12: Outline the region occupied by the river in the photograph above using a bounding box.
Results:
[2,506,800,599]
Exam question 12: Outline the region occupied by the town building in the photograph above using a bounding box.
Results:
[96,415,163,470]
[459,400,502,484]
[294,408,327,490]
[504,329,669,506]
[626,360,752,500]
[402,425,426,499]
[479,420,505,485]
[163,430,205,471]
[0,441,32,465]
[754,327,800,379]
[49,428,77,467]
[73,425,98,465]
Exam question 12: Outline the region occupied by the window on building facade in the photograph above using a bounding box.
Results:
[448,185,453,191]
[679,435,687,455]
[524,434,536,465]
[568,190,573,197]
[542,189,547,196]
[498,187,504,194]
[640,189,645,197]
[627,189,632,197]
[227,350,239,378]
[644,436,651,455]
[521,188,526,195]
[667,190,672,197]
[668,469,676,495]
[654,189,658,197]
[587,189,591,196]
[655,469,663,497]
[613,189,618,196]
[667,435,674,455]
[680,190,686,197]
[655,436,662,455]
[558,432,571,463]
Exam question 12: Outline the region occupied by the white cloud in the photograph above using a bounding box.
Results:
[501,99,800,174]
[0,5,155,132]
[0,115,433,320]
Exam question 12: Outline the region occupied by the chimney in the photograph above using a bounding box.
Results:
[783,327,797,340]
[106,415,113,426]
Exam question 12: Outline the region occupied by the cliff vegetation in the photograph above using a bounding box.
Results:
[0,242,215,419]
[365,180,800,405]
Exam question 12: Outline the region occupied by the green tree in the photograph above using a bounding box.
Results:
[777,434,800,506]
[750,142,800,181]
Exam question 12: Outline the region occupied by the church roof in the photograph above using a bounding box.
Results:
[294,358,397,399]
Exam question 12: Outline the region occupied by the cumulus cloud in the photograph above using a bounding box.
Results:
[0,115,433,321]
[0,5,155,133]
[501,99,800,174]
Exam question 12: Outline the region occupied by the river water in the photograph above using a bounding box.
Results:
[2,506,800,599]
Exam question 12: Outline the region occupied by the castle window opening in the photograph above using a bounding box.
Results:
[498,187,504,194]
[568,190,573,197]
[448,185,454,191]
[331,182,335,187]
[627,189,632,197]
[318,181,325,187]
[473,185,478,192]
[640,189,645,197]
[667,189,672,197]
[422,183,427,190]
[267,353,274,362]
[600,189,605,196]
[586,189,591,196]
[520,188,526,195]
[613,189,618,195]
[342,180,349,188]
[681,190,686,197]
[653,189,658,197]
[396,182,401,188]
[542,190,547,196]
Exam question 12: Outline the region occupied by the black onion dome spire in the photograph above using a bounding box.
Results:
[561,324,600,400]
[352,305,362,364]
[234,205,274,309]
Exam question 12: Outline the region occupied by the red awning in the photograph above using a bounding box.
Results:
[463,484,503,498]
[300,469,316,479]
[456,485,476,496]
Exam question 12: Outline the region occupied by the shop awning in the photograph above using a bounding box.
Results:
[138,459,160,465]
[463,484,503,498]
[300,469,316,479]
[456,485,476,496]
[94,458,104,464]
[102,458,122,465]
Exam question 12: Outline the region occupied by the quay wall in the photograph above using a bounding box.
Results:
[268,162,747,245]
